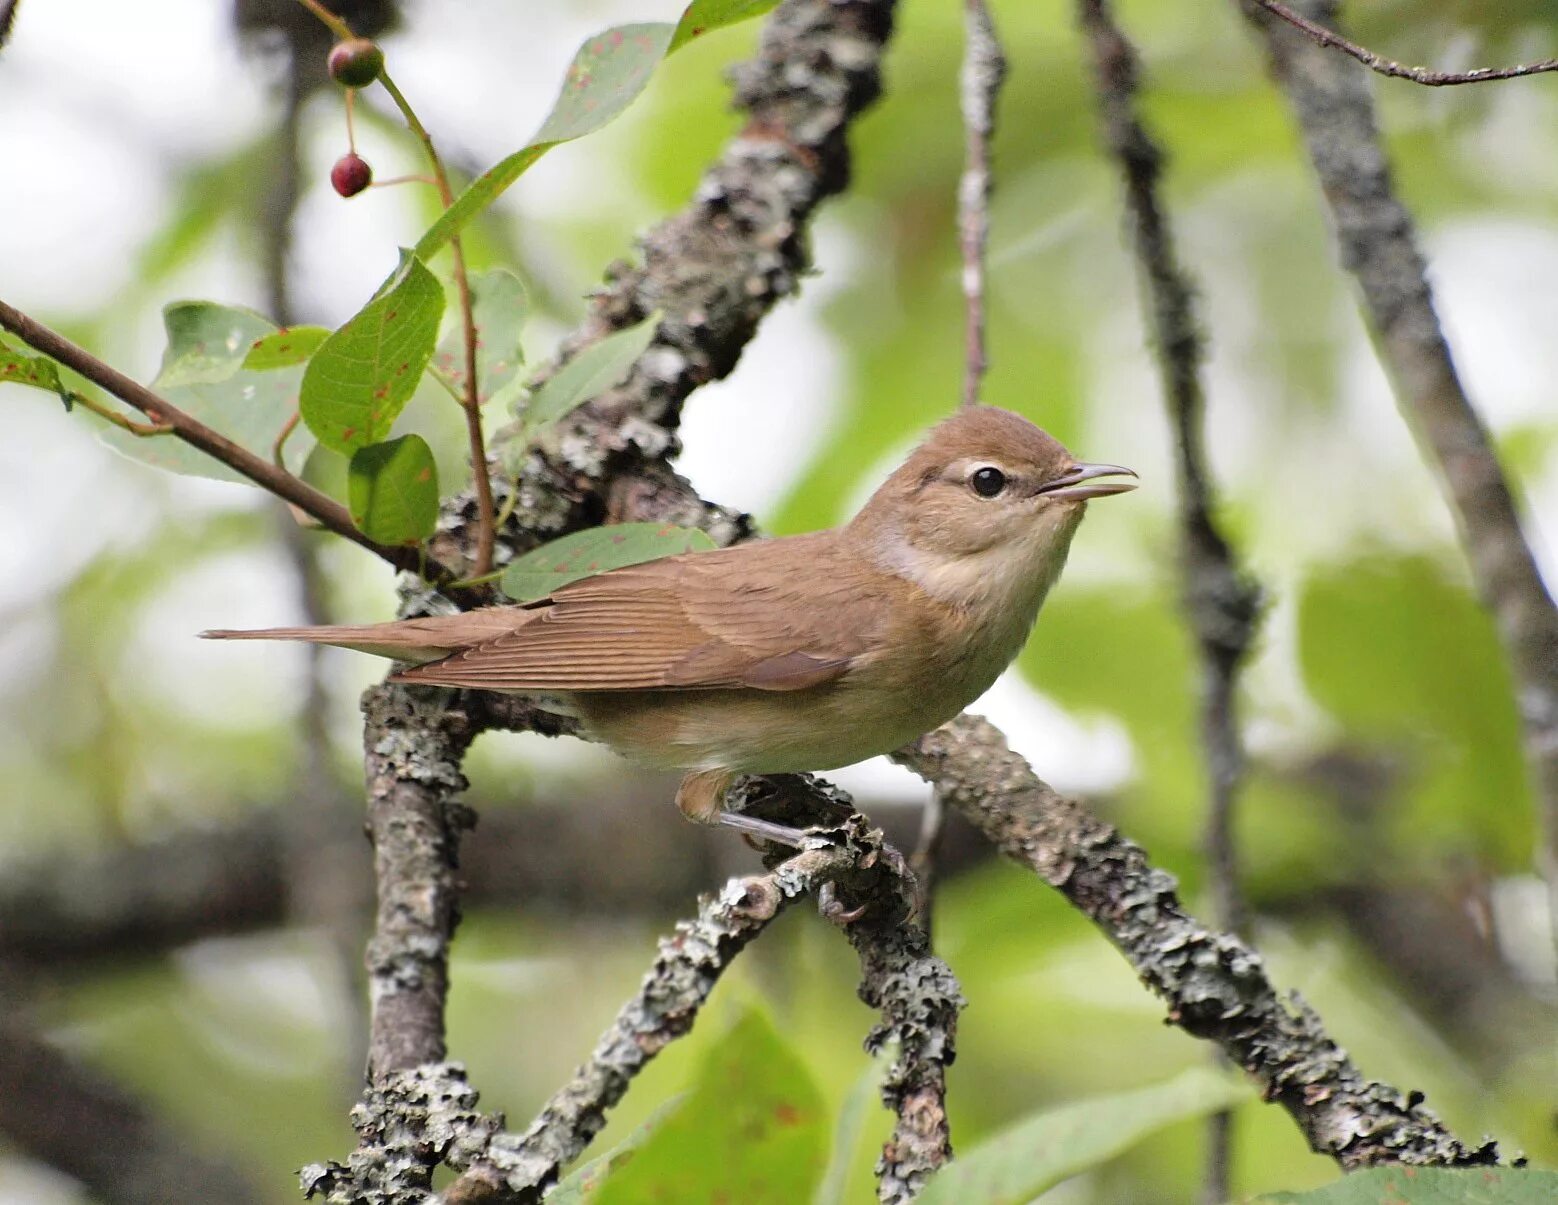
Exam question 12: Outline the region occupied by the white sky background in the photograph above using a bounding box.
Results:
[1,1,1557,822]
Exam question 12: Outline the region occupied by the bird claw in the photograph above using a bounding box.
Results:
[818,881,868,925]
[716,810,811,848]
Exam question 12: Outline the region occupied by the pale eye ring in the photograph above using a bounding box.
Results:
[970,466,1007,498]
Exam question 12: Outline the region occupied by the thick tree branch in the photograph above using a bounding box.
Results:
[360,684,480,1085]
[1244,0,1558,970]
[898,714,1500,1170]
[0,298,450,582]
[1248,0,1558,86]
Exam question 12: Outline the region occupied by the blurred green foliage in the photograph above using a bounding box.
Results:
[3,0,1556,1201]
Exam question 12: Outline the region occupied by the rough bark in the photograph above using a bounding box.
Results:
[899,715,1500,1170]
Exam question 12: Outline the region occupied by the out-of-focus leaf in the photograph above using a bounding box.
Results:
[1259,1166,1558,1203]
[1298,553,1529,863]
[550,1097,684,1204]
[594,1008,827,1205]
[100,302,314,481]
[500,522,715,602]
[813,1050,891,1205]
[415,0,778,259]
[347,435,438,545]
[301,251,444,454]
[514,313,660,441]
[0,335,69,402]
[432,269,527,405]
[669,0,779,52]
[243,326,330,371]
[916,1068,1249,1205]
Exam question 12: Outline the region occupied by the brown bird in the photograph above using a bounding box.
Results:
[204,407,1136,842]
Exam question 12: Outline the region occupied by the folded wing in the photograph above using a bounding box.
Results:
[392,534,882,693]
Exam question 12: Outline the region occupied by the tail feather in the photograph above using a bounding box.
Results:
[201,611,532,664]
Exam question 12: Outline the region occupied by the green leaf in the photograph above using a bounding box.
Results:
[516,313,660,440]
[813,1051,891,1205]
[1258,1167,1558,1204]
[0,335,69,402]
[670,0,780,52]
[243,325,330,371]
[594,1009,827,1205]
[432,269,527,405]
[501,521,715,602]
[916,1068,1248,1205]
[100,301,314,482]
[300,251,445,455]
[414,0,778,259]
[550,1097,685,1205]
[347,435,439,545]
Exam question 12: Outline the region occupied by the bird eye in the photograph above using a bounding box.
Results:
[970,466,1007,498]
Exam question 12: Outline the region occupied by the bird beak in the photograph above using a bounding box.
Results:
[1037,463,1138,501]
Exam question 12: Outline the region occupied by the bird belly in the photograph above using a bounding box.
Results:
[572,679,965,777]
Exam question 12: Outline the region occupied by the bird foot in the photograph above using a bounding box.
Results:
[818,881,868,925]
[715,810,812,848]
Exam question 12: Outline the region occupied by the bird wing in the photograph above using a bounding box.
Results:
[391,534,886,693]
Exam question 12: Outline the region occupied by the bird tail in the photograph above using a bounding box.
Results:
[200,612,527,664]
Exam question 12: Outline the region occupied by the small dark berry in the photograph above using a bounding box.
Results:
[331,152,373,198]
[327,38,384,88]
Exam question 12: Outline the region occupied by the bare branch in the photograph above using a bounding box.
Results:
[1244,0,1558,975]
[1248,0,1558,85]
[957,0,1006,409]
[0,298,452,583]
[899,715,1501,1170]
[1077,3,1263,1194]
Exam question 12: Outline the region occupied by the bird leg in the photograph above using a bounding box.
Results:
[675,769,811,848]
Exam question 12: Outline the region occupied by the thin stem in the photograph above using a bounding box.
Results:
[378,73,497,576]
[294,0,353,41]
[272,409,301,468]
[344,88,358,154]
[1248,0,1558,85]
[957,0,1006,409]
[0,298,452,583]
[67,391,174,437]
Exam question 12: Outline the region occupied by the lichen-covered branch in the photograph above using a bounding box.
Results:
[1077,6,1263,1195]
[360,685,480,1083]
[437,0,898,565]
[899,714,1500,1170]
[305,834,874,1204]
[730,778,962,1202]
[1243,0,1558,968]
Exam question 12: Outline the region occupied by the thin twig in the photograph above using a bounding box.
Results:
[899,715,1501,1170]
[0,298,450,582]
[1249,0,1558,86]
[376,74,497,577]
[956,0,1005,410]
[1245,0,1558,979]
[1077,3,1263,1195]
